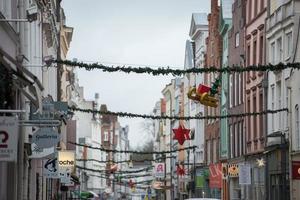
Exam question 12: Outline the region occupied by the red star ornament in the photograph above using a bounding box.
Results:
[176,165,186,176]
[172,124,190,145]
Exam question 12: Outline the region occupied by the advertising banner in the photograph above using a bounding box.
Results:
[209,163,222,188]
[239,164,251,185]
[154,163,165,178]
[0,117,19,162]
[43,158,59,178]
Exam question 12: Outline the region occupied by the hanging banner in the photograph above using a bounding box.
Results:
[43,158,59,178]
[292,161,300,179]
[154,163,165,178]
[239,164,251,185]
[32,127,60,149]
[209,163,222,188]
[58,151,75,173]
[0,117,19,162]
[228,164,239,177]
[195,168,205,188]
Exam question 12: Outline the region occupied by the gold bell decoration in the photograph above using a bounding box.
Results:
[187,83,219,108]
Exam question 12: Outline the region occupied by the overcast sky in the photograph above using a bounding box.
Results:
[62,0,210,148]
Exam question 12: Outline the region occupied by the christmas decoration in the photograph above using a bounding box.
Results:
[69,106,288,120]
[187,77,221,108]
[56,59,300,75]
[109,164,118,173]
[172,124,190,145]
[129,179,135,189]
[70,142,196,154]
[176,165,186,176]
[256,158,265,167]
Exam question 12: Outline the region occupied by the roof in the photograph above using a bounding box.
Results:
[189,13,208,37]
[221,0,232,19]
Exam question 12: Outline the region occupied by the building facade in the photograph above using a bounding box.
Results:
[227,0,247,199]
[204,0,222,198]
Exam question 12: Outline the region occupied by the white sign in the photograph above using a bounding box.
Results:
[58,151,75,173]
[154,163,165,178]
[60,169,73,185]
[32,127,60,149]
[239,164,251,185]
[0,117,18,162]
[43,158,59,178]
[30,144,55,159]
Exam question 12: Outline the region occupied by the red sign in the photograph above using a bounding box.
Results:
[209,163,222,188]
[292,161,300,179]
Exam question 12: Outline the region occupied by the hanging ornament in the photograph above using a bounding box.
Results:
[256,158,265,167]
[172,124,190,145]
[187,82,220,108]
[176,165,186,176]
[109,164,118,173]
[129,179,135,189]
[210,77,221,96]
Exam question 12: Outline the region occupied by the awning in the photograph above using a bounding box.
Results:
[0,47,43,110]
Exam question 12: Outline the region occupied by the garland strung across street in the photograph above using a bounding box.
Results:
[76,156,175,164]
[69,142,197,154]
[69,106,288,120]
[55,59,300,75]
[76,165,152,174]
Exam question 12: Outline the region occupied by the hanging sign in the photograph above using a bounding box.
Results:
[209,163,222,188]
[292,161,300,179]
[43,158,59,178]
[154,163,165,178]
[239,164,251,185]
[30,144,55,159]
[32,127,60,149]
[228,164,239,177]
[58,151,75,173]
[0,117,18,162]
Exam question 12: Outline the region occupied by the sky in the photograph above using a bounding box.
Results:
[62,0,210,148]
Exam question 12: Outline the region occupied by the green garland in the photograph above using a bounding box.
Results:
[69,106,288,120]
[76,165,152,174]
[76,156,175,164]
[70,142,197,154]
[56,59,300,75]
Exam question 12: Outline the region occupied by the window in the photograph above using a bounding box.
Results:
[259,92,263,138]
[286,86,289,129]
[296,105,300,149]
[253,95,257,139]
[253,40,257,77]
[235,123,239,157]
[254,0,258,16]
[271,85,275,132]
[239,73,243,104]
[235,73,238,106]
[247,45,251,80]
[271,42,275,64]
[276,37,282,63]
[259,35,264,64]
[248,0,252,22]
[277,81,282,128]
[230,74,233,108]
[247,98,251,141]
[207,140,211,164]
[235,32,240,47]
[104,131,109,141]
[230,125,233,158]
[286,32,292,57]
[261,0,264,11]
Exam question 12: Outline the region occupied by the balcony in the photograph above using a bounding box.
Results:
[266,1,293,30]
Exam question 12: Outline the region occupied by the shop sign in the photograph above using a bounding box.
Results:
[196,168,205,188]
[228,164,239,177]
[209,163,222,188]
[43,158,59,178]
[58,151,75,173]
[239,164,251,185]
[292,161,300,179]
[154,163,165,178]
[32,127,60,149]
[0,117,18,162]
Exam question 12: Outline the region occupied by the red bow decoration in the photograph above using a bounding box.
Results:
[172,124,190,145]
[176,165,186,176]
[129,179,135,188]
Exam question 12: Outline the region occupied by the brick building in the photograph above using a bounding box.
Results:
[244,0,267,199]
[227,0,246,199]
[204,0,222,198]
